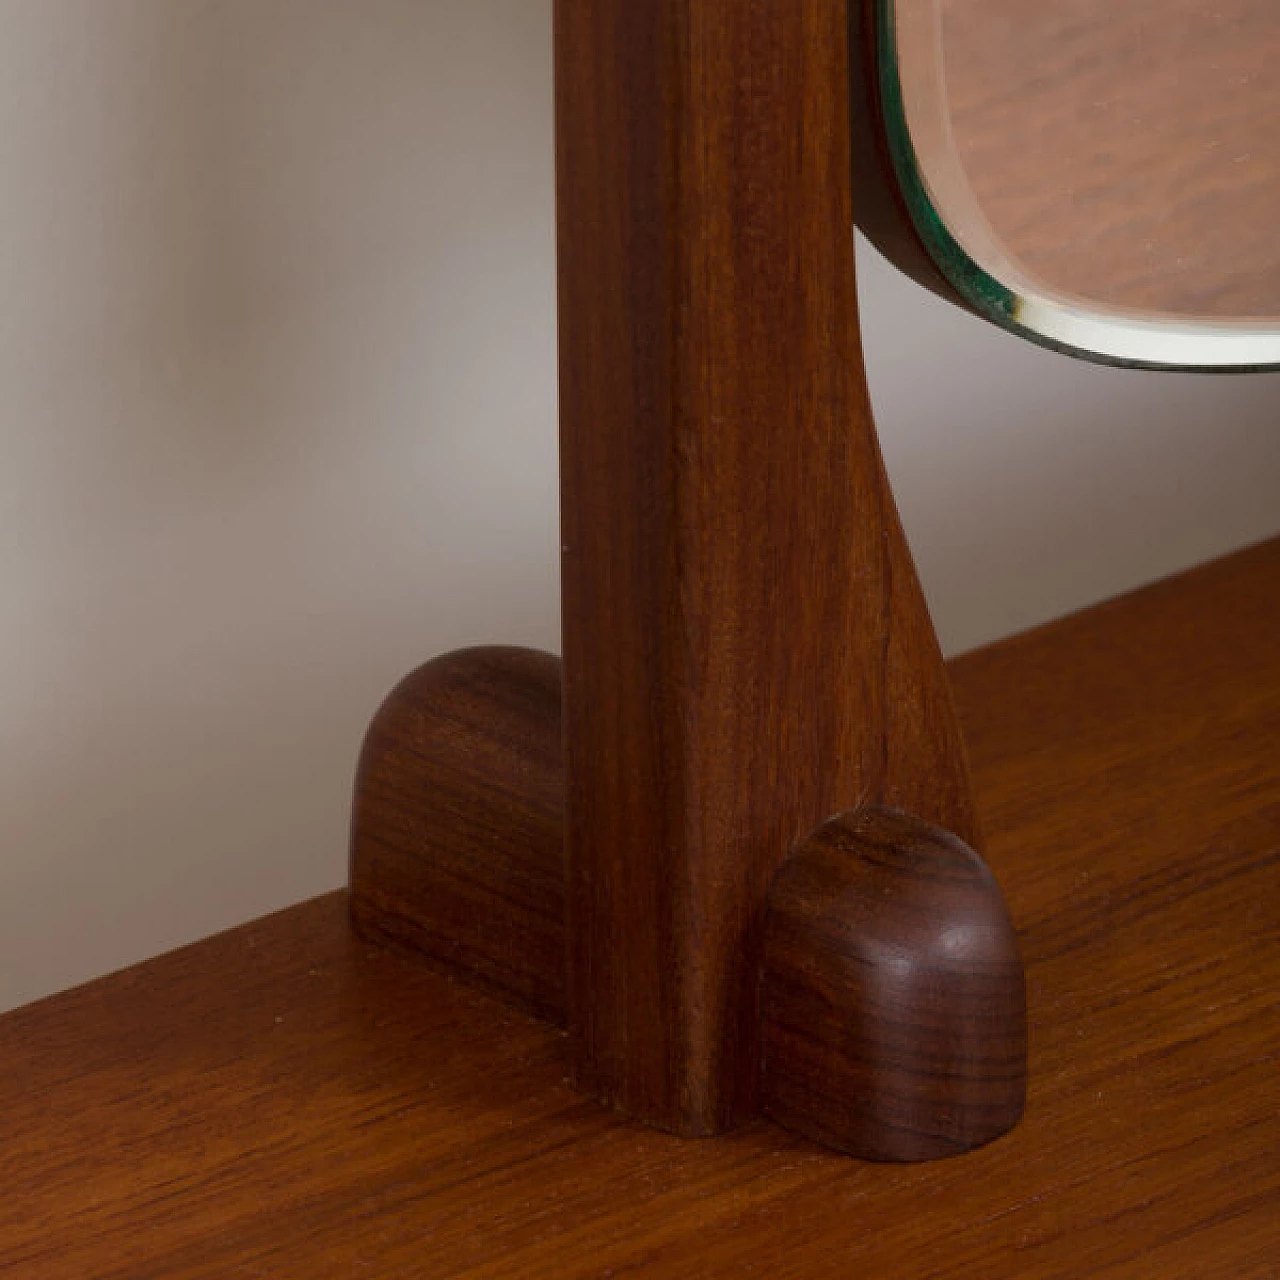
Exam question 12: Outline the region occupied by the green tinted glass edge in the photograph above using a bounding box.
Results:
[873,0,1280,373]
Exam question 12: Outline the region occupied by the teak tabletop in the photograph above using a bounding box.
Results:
[3,538,1277,1278]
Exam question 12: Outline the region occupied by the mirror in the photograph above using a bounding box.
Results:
[875,0,1280,369]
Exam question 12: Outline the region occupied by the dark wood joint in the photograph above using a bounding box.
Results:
[348,646,567,1024]
[761,806,1027,1161]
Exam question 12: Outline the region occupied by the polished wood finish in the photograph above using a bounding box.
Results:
[556,0,976,1138]
[762,806,1025,1160]
[349,659,1026,1160]
[349,646,565,1022]
[343,0,1001,1149]
[3,539,1277,1277]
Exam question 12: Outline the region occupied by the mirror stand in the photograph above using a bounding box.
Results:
[349,0,1025,1162]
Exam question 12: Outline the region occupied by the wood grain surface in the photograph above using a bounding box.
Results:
[2,537,1277,1278]
[938,0,1280,318]
[762,806,1026,1161]
[349,647,565,1023]
[556,0,976,1137]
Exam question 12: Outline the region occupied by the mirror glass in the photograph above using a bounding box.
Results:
[879,0,1280,368]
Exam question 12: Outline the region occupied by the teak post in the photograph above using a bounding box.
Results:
[556,0,977,1135]
[350,0,1026,1160]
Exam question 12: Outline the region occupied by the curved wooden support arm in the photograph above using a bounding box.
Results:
[555,0,977,1138]
[349,0,1026,1161]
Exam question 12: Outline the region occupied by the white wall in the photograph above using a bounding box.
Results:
[0,0,1276,1013]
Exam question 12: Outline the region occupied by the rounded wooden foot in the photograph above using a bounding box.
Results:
[349,646,566,1023]
[761,807,1026,1161]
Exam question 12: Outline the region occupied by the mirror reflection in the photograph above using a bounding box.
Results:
[881,0,1280,368]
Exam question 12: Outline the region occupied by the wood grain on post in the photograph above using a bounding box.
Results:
[762,806,1026,1160]
[555,0,978,1135]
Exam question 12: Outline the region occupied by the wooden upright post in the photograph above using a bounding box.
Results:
[555,0,978,1136]
[352,0,1024,1160]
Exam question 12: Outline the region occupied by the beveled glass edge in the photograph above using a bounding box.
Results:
[874,0,1280,373]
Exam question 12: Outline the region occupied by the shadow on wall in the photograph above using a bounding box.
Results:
[0,0,1276,1011]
